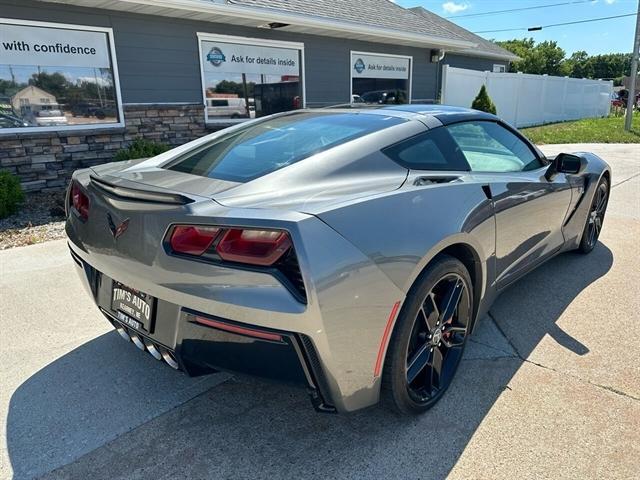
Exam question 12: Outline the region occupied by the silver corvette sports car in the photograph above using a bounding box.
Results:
[66,105,610,414]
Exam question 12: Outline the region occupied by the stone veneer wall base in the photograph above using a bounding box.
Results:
[0,103,209,192]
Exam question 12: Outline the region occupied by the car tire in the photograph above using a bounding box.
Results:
[381,255,473,415]
[577,177,609,254]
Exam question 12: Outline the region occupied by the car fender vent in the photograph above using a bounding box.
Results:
[90,175,194,205]
[413,175,461,186]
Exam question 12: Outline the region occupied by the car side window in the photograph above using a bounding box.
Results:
[382,127,470,171]
[447,121,542,173]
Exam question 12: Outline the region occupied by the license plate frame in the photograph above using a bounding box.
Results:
[111,282,155,332]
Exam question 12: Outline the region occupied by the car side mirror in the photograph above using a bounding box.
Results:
[545,153,585,180]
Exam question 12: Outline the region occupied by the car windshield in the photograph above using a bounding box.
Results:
[165,111,405,182]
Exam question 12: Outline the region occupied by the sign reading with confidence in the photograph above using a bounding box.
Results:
[0,23,111,68]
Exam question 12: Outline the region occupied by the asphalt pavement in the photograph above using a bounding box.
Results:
[0,143,638,479]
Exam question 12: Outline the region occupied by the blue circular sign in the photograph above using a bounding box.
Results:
[354,58,365,74]
[207,47,226,67]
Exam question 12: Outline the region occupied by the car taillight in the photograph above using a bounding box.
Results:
[216,229,292,266]
[167,225,292,267]
[71,181,90,221]
[169,225,221,256]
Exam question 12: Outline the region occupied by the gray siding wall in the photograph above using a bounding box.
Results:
[1,0,441,106]
[443,53,507,73]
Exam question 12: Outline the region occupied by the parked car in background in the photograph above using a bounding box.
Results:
[0,112,30,128]
[206,98,252,118]
[34,109,68,126]
[360,89,407,104]
[613,89,640,109]
[72,103,118,119]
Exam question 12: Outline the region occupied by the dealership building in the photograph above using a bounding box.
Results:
[0,0,517,192]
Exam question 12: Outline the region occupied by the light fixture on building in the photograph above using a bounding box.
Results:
[430,49,445,63]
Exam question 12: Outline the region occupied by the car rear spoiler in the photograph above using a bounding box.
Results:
[90,175,194,205]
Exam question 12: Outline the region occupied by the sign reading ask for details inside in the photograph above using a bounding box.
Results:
[351,53,410,80]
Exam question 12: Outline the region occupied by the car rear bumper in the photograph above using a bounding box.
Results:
[66,170,407,414]
[69,243,337,412]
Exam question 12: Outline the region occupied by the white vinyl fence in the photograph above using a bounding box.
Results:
[441,65,613,128]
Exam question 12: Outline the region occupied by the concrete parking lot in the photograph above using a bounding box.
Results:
[1,144,638,479]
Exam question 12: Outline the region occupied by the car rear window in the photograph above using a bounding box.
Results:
[165,112,405,183]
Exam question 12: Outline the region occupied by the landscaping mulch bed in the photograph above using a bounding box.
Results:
[0,191,67,250]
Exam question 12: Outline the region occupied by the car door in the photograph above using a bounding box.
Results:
[447,120,573,289]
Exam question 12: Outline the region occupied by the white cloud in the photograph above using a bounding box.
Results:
[77,76,111,86]
[604,0,616,4]
[442,1,469,14]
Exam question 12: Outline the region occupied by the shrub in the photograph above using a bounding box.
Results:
[471,85,497,115]
[0,170,25,219]
[114,138,170,161]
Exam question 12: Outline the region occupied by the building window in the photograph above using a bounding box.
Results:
[493,64,506,73]
[351,51,412,105]
[198,33,304,124]
[0,19,123,133]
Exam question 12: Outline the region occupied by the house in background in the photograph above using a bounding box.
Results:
[10,85,59,116]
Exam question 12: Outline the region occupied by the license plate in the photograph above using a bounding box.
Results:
[111,282,154,331]
[116,310,143,331]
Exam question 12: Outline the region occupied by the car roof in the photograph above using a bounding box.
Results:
[312,104,498,126]
[382,104,499,125]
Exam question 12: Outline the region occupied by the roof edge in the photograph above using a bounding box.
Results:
[408,6,519,62]
[37,0,477,49]
[447,50,521,62]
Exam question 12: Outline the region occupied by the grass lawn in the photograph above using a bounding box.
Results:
[521,112,640,144]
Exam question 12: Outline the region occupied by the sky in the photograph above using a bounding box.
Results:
[394,0,638,56]
[0,65,112,86]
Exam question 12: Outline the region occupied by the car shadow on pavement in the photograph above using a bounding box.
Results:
[5,332,228,480]
[7,243,613,479]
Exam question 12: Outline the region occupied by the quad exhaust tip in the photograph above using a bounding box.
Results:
[160,348,180,370]
[115,325,130,342]
[144,340,163,361]
[107,312,179,370]
[130,333,146,351]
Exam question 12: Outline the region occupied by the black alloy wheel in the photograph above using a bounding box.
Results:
[382,255,473,414]
[579,177,609,253]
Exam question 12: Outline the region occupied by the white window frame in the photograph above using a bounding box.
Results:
[350,50,413,104]
[0,18,125,135]
[493,64,506,73]
[197,32,306,125]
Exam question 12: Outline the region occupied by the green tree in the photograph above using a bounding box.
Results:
[496,38,568,75]
[213,80,256,97]
[496,38,633,80]
[535,41,569,76]
[566,50,593,78]
[28,71,70,100]
[471,85,497,114]
[589,53,632,79]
